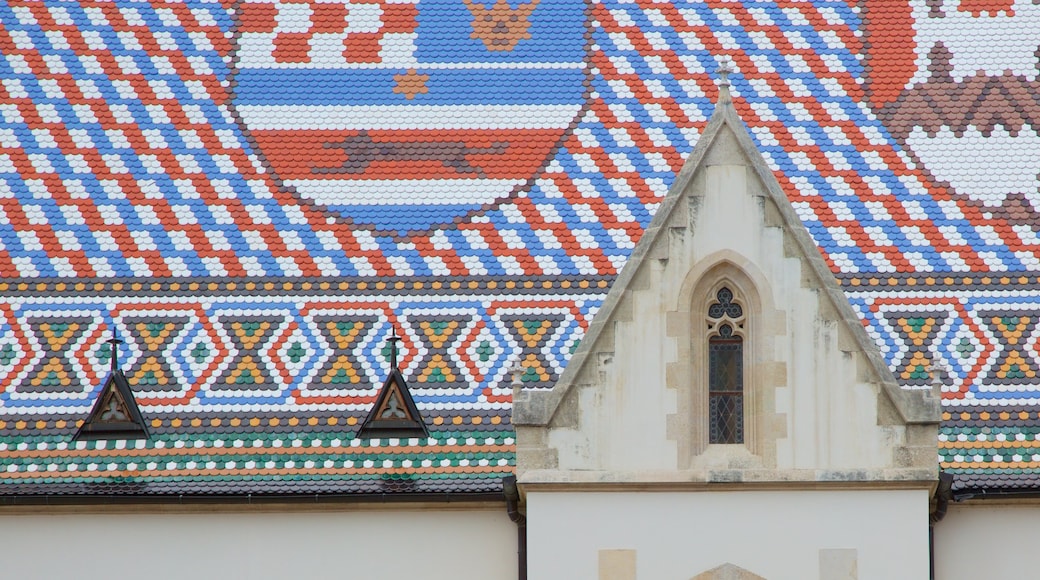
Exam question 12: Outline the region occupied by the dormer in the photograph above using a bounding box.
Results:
[74,339,150,442]
[511,67,943,580]
[513,71,941,484]
[357,332,428,440]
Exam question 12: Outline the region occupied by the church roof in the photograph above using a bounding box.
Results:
[0,0,1036,498]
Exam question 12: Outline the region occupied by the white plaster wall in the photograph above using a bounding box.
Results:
[692,165,893,472]
[526,489,930,580]
[934,502,1040,580]
[0,505,516,579]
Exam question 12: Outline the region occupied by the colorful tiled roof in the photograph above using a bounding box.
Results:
[0,0,1038,498]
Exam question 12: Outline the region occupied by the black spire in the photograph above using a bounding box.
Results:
[388,328,401,370]
[107,336,123,372]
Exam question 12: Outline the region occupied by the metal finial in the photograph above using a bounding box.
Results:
[387,329,401,371]
[107,337,123,372]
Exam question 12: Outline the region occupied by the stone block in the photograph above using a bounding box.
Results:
[516,447,559,472]
[599,549,636,580]
[894,445,937,469]
[819,548,858,580]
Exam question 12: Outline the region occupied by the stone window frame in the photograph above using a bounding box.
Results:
[670,253,783,469]
[697,276,757,453]
[707,286,746,444]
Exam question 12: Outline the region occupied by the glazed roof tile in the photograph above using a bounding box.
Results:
[1,0,1039,497]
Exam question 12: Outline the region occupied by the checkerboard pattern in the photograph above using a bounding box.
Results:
[237,0,419,64]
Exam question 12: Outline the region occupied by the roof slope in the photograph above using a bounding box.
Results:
[0,0,1037,496]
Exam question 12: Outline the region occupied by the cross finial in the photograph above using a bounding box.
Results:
[716,59,733,105]
[387,329,401,370]
[717,62,732,87]
[107,336,123,372]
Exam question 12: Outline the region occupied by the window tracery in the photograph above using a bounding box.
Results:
[707,287,744,444]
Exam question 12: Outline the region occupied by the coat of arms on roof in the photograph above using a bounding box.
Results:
[357,331,428,439]
[233,0,587,235]
[74,338,150,442]
[463,0,539,51]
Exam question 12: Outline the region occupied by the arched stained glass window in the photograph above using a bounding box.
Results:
[708,287,744,444]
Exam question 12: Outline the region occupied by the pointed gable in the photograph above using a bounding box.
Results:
[514,79,941,484]
[74,370,149,442]
[357,333,429,440]
[357,368,428,439]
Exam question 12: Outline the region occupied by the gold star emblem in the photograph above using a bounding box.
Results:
[393,69,429,100]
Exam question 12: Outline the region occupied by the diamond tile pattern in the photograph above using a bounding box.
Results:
[0,0,1038,496]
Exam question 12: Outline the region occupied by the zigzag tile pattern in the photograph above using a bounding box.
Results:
[0,281,601,494]
[850,286,1040,404]
[0,287,596,412]
[0,0,1039,494]
[847,278,1040,492]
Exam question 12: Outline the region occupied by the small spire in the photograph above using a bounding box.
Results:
[107,337,123,373]
[509,359,525,395]
[387,329,401,370]
[716,59,733,105]
[510,360,524,386]
[927,363,946,390]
